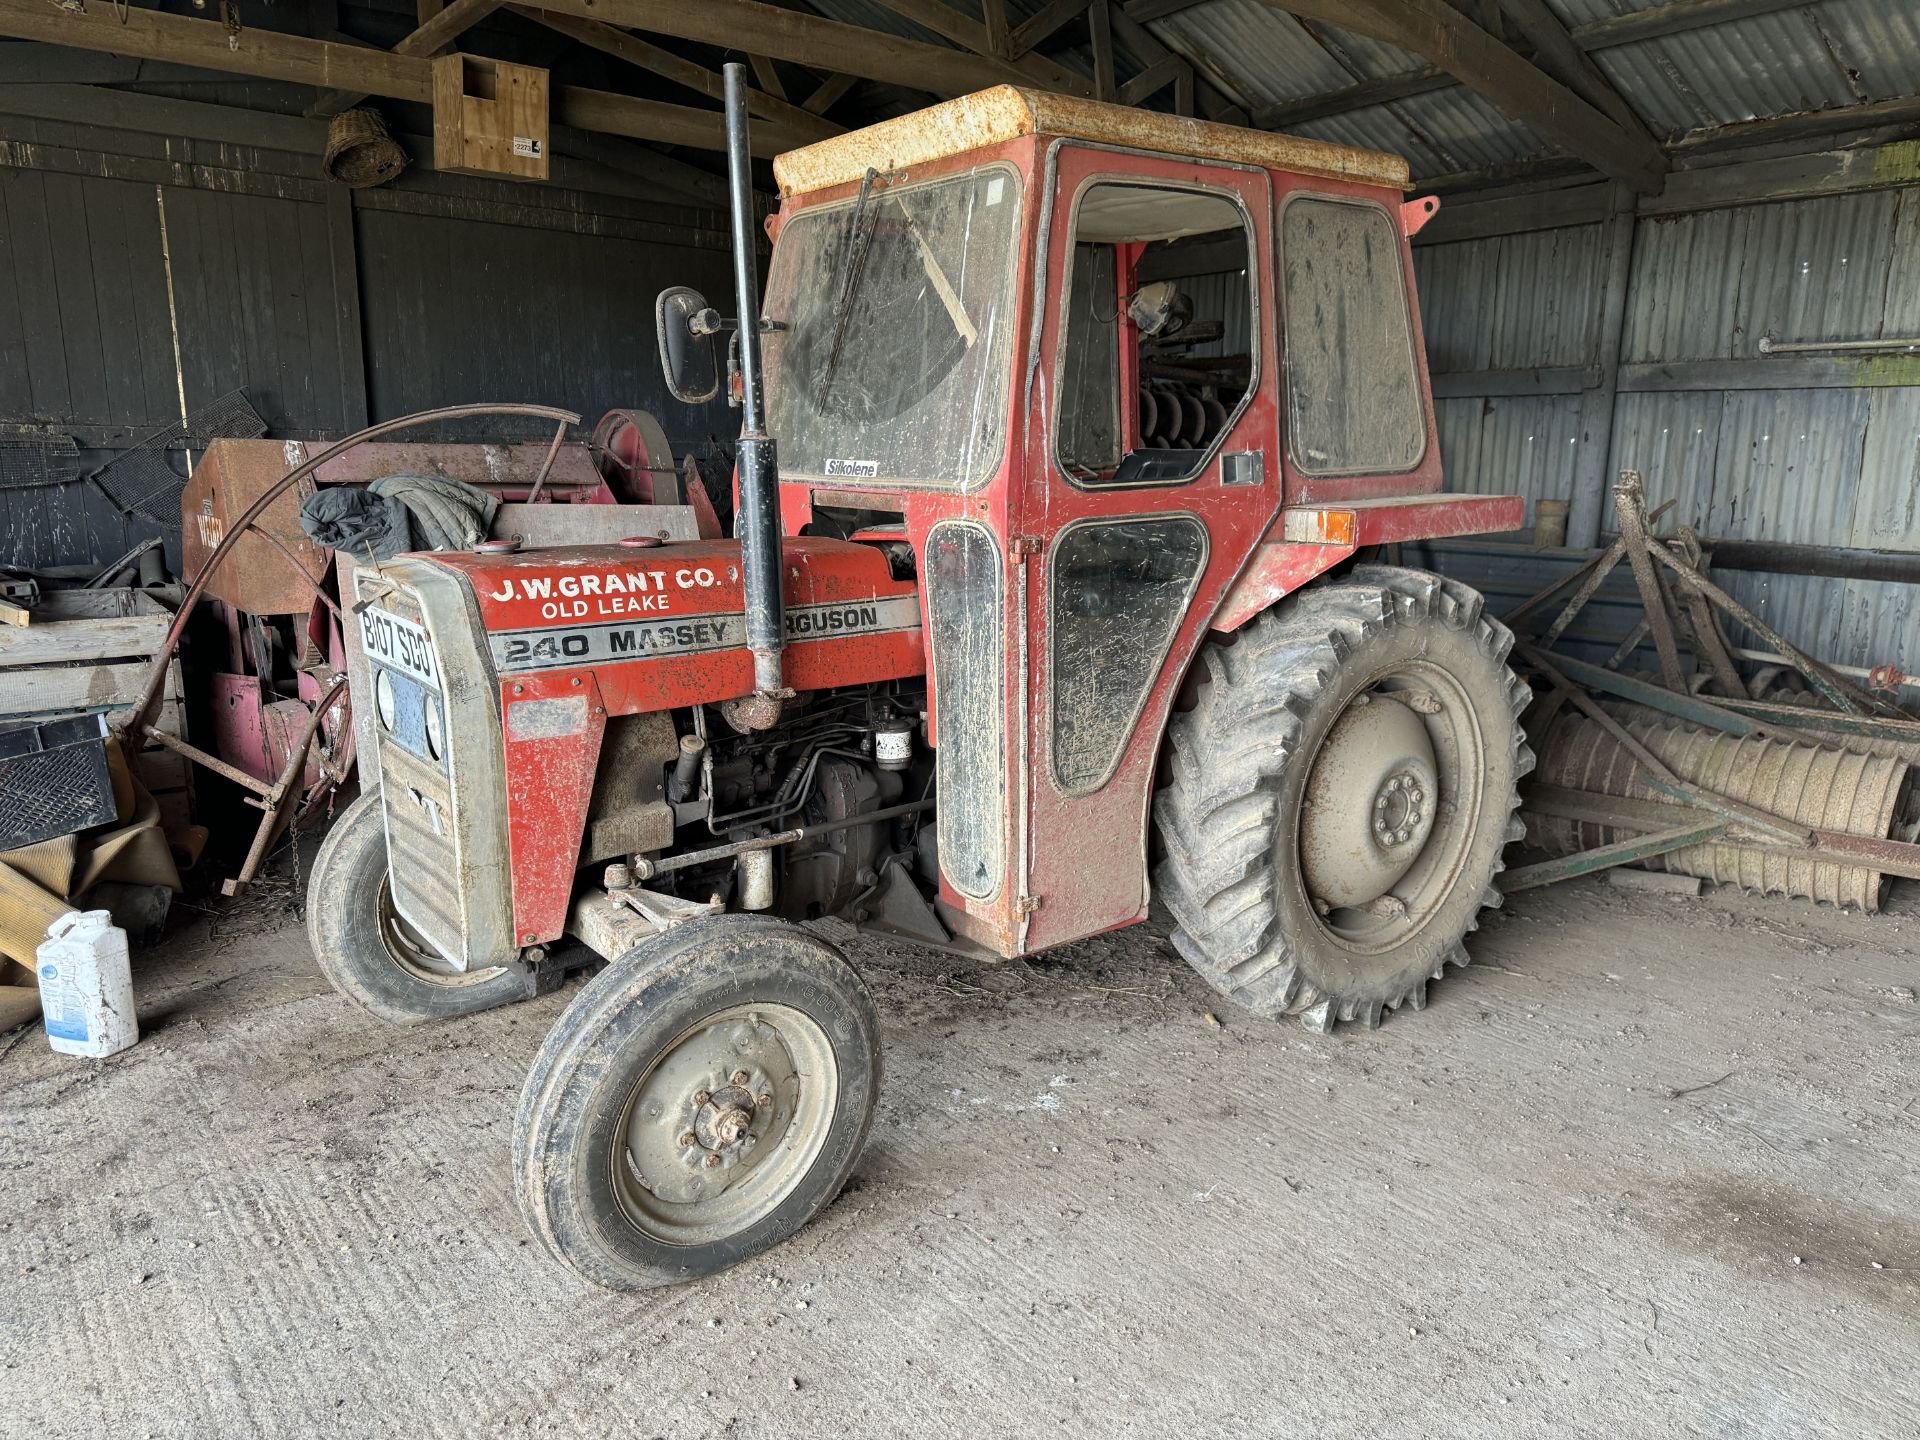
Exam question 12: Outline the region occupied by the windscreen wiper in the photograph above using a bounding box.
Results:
[814,167,881,408]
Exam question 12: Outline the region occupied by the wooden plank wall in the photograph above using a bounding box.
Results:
[0,89,736,574]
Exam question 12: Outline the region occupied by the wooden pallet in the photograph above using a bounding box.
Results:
[0,588,190,826]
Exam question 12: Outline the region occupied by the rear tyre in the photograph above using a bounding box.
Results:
[1154,566,1531,1033]
[514,915,880,1291]
[305,792,528,1025]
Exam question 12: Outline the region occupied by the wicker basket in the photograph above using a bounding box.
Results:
[324,108,408,189]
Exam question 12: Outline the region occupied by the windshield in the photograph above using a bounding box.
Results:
[764,166,1022,491]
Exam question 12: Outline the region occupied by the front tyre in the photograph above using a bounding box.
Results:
[514,915,880,1290]
[305,792,529,1024]
[1155,567,1531,1033]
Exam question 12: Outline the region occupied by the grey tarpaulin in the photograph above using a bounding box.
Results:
[298,474,499,560]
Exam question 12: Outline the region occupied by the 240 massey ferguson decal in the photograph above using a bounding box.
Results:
[489,595,922,674]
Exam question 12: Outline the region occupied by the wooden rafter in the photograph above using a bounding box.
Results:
[1494,0,1656,145]
[520,0,1092,99]
[1265,0,1668,191]
[861,0,1091,97]
[507,8,842,142]
[0,0,820,155]
[310,0,502,117]
[1008,0,1092,61]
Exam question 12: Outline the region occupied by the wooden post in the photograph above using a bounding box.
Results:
[1568,182,1637,549]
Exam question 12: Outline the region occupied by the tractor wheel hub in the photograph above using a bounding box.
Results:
[1300,692,1439,912]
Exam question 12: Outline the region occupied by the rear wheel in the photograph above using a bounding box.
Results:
[514,915,880,1290]
[1154,566,1531,1032]
[305,792,528,1024]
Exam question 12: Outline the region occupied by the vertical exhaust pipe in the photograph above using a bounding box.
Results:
[723,61,786,714]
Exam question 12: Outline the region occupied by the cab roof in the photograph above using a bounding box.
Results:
[772,86,1411,198]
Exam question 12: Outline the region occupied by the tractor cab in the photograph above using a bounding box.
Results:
[663,88,1510,958]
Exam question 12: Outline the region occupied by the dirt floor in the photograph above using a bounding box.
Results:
[3,866,1918,1439]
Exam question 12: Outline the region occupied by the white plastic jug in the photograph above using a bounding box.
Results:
[35,910,138,1059]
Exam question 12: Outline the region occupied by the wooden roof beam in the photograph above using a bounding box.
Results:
[1265,0,1668,192]
[506,7,843,142]
[1255,0,1811,136]
[862,0,1093,97]
[1494,0,1657,145]
[310,0,501,117]
[519,0,1093,98]
[0,0,819,154]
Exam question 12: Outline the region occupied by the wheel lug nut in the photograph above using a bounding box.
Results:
[730,1070,749,1085]
[757,1092,773,1108]
[694,1090,711,1105]
[678,1131,696,1147]
[703,1154,722,1169]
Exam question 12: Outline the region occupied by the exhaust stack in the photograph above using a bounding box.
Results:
[723,61,786,714]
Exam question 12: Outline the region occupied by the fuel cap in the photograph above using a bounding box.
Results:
[619,535,665,549]
[474,538,521,555]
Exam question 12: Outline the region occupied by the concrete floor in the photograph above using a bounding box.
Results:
[3,870,1919,1438]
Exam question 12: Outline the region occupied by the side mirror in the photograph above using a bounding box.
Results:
[656,286,720,404]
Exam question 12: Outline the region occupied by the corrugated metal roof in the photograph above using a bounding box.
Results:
[1151,0,1353,108]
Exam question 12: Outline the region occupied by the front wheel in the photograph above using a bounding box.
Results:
[1154,566,1531,1033]
[305,792,529,1024]
[514,915,880,1290]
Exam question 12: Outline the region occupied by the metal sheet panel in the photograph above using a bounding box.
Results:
[1416,224,1603,371]
[1151,0,1354,107]
[1605,390,1726,535]
[1435,393,1582,531]
[1821,0,1920,102]
[1624,191,1901,362]
[1590,12,1862,137]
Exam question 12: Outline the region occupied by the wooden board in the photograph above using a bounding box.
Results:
[0,611,173,667]
[433,54,549,182]
[0,658,182,718]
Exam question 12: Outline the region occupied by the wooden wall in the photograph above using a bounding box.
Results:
[0,83,738,573]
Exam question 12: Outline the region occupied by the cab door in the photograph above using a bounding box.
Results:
[1015,144,1280,952]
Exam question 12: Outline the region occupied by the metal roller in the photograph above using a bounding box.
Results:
[1530,715,1915,910]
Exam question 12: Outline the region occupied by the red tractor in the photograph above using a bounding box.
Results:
[307,70,1530,1290]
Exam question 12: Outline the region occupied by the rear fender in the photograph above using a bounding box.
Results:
[1212,494,1524,633]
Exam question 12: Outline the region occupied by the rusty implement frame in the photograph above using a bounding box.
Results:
[115,402,582,895]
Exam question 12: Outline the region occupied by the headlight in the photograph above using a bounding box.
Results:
[422,698,443,759]
[374,669,396,731]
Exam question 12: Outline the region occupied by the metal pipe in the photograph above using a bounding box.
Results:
[722,61,786,708]
[1703,536,1920,586]
[115,401,580,742]
[632,799,934,879]
[1757,335,1920,356]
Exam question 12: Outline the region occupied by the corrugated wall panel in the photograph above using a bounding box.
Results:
[1435,393,1581,530]
[1624,191,1899,361]
[1605,391,1726,535]
[1851,388,1920,548]
[1413,239,1499,373]
[1706,387,1870,543]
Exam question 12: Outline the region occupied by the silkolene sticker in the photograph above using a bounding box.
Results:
[823,458,879,479]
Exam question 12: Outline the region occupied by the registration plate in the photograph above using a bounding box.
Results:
[361,606,439,691]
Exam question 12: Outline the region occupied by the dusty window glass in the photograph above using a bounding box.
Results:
[763,167,1021,490]
[1058,243,1120,472]
[1054,183,1254,488]
[926,522,1004,899]
[1049,516,1208,793]
[1281,196,1426,475]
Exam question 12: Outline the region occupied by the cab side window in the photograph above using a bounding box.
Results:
[1054,183,1256,488]
[1280,195,1426,476]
